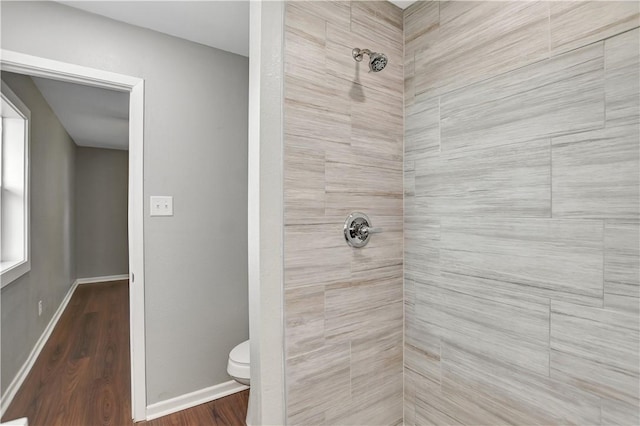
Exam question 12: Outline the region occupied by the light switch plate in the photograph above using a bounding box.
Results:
[150,196,173,216]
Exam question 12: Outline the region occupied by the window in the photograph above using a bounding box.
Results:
[1,82,30,288]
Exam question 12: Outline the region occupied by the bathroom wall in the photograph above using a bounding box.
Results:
[283,1,404,424]
[1,72,77,394]
[403,1,639,425]
[1,1,249,404]
[75,146,129,279]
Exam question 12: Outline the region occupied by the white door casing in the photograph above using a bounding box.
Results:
[0,50,147,422]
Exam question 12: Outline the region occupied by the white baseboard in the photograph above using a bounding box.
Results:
[75,274,129,285]
[146,380,249,421]
[0,278,79,416]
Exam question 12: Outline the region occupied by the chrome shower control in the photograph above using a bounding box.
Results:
[344,212,382,248]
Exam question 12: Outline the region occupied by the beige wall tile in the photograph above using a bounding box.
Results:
[552,124,639,219]
[326,142,402,172]
[550,300,640,409]
[284,143,326,224]
[404,215,440,283]
[351,1,403,52]
[551,301,639,374]
[324,192,402,219]
[601,398,640,426]
[441,218,604,306]
[403,370,417,426]
[404,1,439,54]
[284,74,349,115]
[325,161,402,195]
[404,343,441,391]
[551,349,639,405]
[284,3,326,83]
[405,97,440,161]
[440,340,601,425]
[350,86,403,156]
[351,330,403,397]
[404,0,437,108]
[284,1,403,423]
[415,1,549,97]
[348,330,404,425]
[351,217,403,274]
[551,1,640,54]
[285,285,325,358]
[403,2,639,425]
[606,28,640,126]
[286,343,351,425]
[440,43,605,152]
[325,274,402,342]
[416,391,481,426]
[604,221,639,313]
[289,0,350,27]
[405,306,442,358]
[284,99,351,144]
[415,138,551,217]
[413,278,550,375]
[284,223,351,288]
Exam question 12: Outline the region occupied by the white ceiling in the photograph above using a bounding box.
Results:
[58,1,250,57]
[389,1,417,9]
[32,77,130,151]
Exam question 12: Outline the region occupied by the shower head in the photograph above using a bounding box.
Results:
[352,48,388,72]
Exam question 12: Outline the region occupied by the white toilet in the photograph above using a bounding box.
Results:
[227,339,250,385]
[228,340,251,424]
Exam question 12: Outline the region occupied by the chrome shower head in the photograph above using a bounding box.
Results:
[352,48,388,72]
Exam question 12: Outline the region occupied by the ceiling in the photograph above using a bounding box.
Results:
[32,77,130,151]
[58,1,250,57]
[389,1,417,9]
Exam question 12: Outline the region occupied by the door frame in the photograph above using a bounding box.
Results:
[0,50,147,422]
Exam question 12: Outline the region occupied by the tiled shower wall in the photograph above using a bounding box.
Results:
[404,1,639,425]
[283,1,404,425]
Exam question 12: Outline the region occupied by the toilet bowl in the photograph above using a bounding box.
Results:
[228,340,252,424]
[227,340,250,386]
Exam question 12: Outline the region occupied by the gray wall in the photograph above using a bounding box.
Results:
[283,2,404,424]
[1,1,249,404]
[75,146,128,279]
[0,72,76,393]
[403,2,639,425]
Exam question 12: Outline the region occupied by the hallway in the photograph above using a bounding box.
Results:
[2,281,248,426]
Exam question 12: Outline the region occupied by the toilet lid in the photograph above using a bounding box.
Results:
[229,340,250,365]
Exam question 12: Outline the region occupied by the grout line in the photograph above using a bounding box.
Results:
[348,340,353,400]
[401,6,407,419]
[548,298,551,378]
[602,220,606,308]
[547,2,551,56]
[438,96,442,153]
[602,39,608,129]
[549,138,553,218]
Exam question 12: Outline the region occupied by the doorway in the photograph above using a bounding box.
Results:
[0,50,146,421]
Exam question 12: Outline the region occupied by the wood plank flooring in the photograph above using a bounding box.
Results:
[2,281,248,426]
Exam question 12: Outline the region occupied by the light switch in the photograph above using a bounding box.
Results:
[150,196,173,216]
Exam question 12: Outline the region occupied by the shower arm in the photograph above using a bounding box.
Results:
[352,48,372,62]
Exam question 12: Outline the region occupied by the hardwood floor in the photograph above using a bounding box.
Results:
[2,281,248,426]
[143,391,248,426]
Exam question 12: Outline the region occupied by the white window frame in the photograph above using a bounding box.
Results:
[1,81,30,288]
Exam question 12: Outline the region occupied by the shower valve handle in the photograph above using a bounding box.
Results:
[358,225,382,236]
[344,212,382,248]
